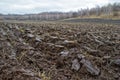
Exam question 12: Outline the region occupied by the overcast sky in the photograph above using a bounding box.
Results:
[0,0,119,14]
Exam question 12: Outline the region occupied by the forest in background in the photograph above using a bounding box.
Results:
[0,3,119,20]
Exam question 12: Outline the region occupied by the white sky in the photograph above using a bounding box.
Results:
[0,0,119,14]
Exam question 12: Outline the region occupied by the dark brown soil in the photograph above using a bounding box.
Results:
[0,22,120,80]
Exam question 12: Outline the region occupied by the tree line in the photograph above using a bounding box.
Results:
[0,3,119,20]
